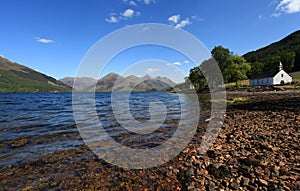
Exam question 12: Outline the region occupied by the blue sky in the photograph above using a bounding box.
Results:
[0,0,299,83]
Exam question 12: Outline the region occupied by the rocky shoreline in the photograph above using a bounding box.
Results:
[1,90,299,190]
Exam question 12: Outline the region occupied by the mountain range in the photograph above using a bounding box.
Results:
[60,73,176,92]
[0,55,176,92]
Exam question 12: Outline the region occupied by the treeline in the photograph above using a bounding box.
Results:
[243,30,300,72]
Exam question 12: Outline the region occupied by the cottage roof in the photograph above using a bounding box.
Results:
[251,69,279,80]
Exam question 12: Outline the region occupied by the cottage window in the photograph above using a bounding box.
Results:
[281,74,284,78]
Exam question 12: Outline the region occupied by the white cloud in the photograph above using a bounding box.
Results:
[168,15,200,29]
[105,15,119,23]
[107,8,140,23]
[183,60,190,64]
[272,12,282,17]
[191,15,197,19]
[168,14,180,23]
[191,15,204,21]
[274,0,300,15]
[175,18,191,29]
[0,54,4,58]
[146,68,160,74]
[123,0,154,5]
[128,0,137,6]
[173,61,182,66]
[258,15,263,19]
[136,11,141,16]
[166,63,172,66]
[36,37,54,44]
[143,0,155,4]
[119,9,140,20]
[122,9,135,17]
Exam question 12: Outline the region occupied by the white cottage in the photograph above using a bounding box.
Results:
[250,62,292,86]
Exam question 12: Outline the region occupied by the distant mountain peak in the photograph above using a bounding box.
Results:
[142,74,151,80]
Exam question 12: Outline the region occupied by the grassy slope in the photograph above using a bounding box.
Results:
[243,30,300,71]
[289,71,300,82]
[224,80,250,88]
[0,58,71,92]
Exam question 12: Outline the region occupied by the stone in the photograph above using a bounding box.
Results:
[186,167,194,176]
[259,179,268,186]
[241,177,250,186]
[166,170,172,177]
[255,168,264,176]
[197,169,208,175]
[239,157,260,167]
[22,186,33,191]
[187,185,197,191]
[217,166,231,178]
[207,164,219,178]
[230,182,240,190]
[207,150,216,159]
[173,168,180,175]
[206,182,215,191]
[227,158,238,166]
[246,185,257,191]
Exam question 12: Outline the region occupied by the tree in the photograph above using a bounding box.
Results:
[295,48,300,70]
[222,55,251,85]
[211,46,231,70]
[250,61,264,76]
[281,52,295,71]
[265,55,281,71]
[189,66,207,91]
[189,58,225,91]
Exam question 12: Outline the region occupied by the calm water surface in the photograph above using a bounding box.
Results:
[0,92,200,167]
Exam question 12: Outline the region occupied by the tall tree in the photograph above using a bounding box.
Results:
[189,58,225,91]
[211,46,231,70]
[189,66,207,91]
[222,55,251,84]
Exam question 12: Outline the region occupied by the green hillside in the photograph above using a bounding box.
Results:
[0,57,71,92]
[243,30,300,73]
